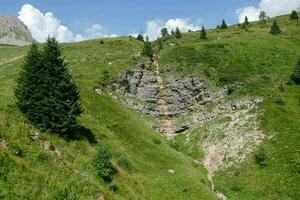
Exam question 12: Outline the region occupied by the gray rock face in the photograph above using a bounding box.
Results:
[0,15,34,46]
[164,75,211,116]
[109,63,214,117]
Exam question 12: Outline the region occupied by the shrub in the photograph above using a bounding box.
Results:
[136,34,144,42]
[153,138,161,145]
[290,10,299,20]
[109,181,119,192]
[291,58,300,84]
[255,150,267,168]
[174,27,182,39]
[100,40,104,44]
[219,76,231,85]
[117,154,132,171]
[220,19,228,29]
[93,145,117,182]
[142,36,153,60]
[200,26,207,40]
[270,20,281,34]
[275,99,285,105]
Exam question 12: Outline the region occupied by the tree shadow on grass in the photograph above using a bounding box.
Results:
[68,125,97,145]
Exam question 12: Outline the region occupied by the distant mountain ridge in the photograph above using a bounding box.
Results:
[0,15,34,46]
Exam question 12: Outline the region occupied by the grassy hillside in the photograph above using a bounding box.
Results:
[0,39,217,199]
[157,14,300,200]
[0,14,299,200]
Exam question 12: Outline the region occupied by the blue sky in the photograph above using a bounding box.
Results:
[1,0,299,42]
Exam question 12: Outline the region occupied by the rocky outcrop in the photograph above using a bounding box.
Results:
[106,63,219,117]
[95,62,262,139]
[0,15,34,46]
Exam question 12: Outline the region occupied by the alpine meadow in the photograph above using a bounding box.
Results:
[0,2,300,200]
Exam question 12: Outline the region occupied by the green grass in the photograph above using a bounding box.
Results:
[0,14,300,200]
[0,37,217,199]
[157,14,300,200]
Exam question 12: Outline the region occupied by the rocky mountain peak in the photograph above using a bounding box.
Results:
[0,15,34,46]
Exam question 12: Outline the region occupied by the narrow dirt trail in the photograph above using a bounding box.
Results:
[154,59,177,139]
[0,55,24,66]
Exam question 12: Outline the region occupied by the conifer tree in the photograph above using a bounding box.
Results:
[220,19,228,29]
[244,16,249,25]
[161,28,169,38]
[270,20,281,34]
[174,27,182,38]
[290,10,299,19]
[142,36,153,60]
[15,37,83,135]
[157,39,163,50]
[136,34,144,42]
[291,58,300,84]
[15,43,42,122]
[171,30,175,36]
[200,26,207,40]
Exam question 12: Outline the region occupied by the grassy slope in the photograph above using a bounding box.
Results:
[158,15,300,199]
[0,38,217,199]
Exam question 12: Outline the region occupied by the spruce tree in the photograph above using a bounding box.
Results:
[290,10,299,20]
[200,26,207,40]
[157,39,163,50]
[270,20,281,34]
[291,58,300,84]
[161,28,169,38]
[171,30,175,36]
[15,37,83,135]
[244,16,249,25]
[136,34,144,42]
[15,43,42,123]
[174,27,182,38]
[142,36,153,60]
[220,19,228,29]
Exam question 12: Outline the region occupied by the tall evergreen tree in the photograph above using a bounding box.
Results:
[136,34,144,42]
[290,10,299,19]
[142,36,153,60]
[174,27,182,38]
[160,28,169,38]
[259,11,267,22]
[200,26,207,40]
[291,58,300,84]
[157,39,163,50]
[244,16,249,25]
[15,43,42,123]
[15,37,83,135]
[270,20,281,34]
[220,19,228,29]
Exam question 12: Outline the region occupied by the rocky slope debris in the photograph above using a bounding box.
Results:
[0,15,34,46]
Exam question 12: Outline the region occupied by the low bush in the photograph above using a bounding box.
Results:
[109,181,119,192]
[255,149,267,168]
[153,138,161,145]
[93,145,117,182]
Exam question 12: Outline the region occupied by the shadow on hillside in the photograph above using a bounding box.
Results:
[68,126,97,145]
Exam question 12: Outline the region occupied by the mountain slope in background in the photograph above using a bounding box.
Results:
[0,15,34,46]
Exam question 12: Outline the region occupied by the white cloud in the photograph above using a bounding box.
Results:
[144,18,201,41]
[18,4,117,42]
[86,24,118,39]
[237,0,300,23]
[18,4,86,42]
